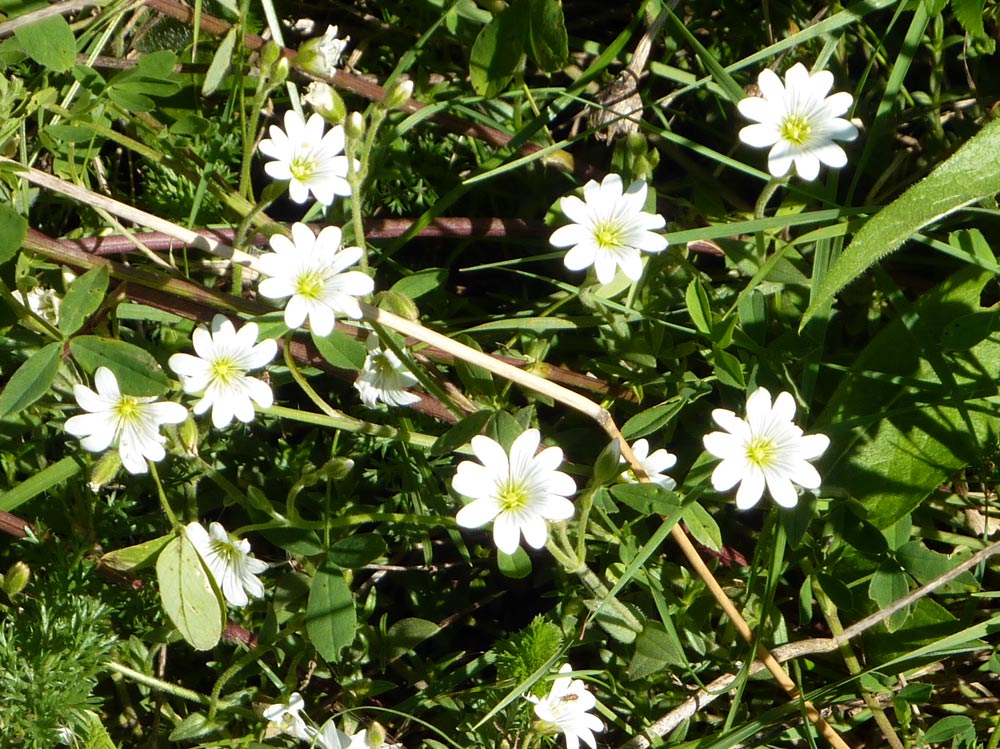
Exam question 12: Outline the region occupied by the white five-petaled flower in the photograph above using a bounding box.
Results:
[14,286,61,325]
[168,315,277,429]
[549,173,667,285]
[354,332,420,408]
[259,110,352,205]
[185,521,268,608]
[312,720,369,749]
[619,438,677,490]
[453,429,575,555]
[298,24,350,77]
[262,692,312,740]
[258,222,374,337]
[702,387,830,510]
[737,62,859,181]
[64,366,187,475]
[526,664,604,749]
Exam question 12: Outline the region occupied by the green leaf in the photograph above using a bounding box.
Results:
[0,341,61,419]
[452,334,494,396]
[497,546,533,579]
[390,268,446,300]
[99,534,171,572]
[950,0,987,40]
[202,27,236,96]
[431,409,491,457]
[923,715,974,744]
[469,2,528,97]
[307,561,356,662]
[59,265,109,336]
[803,117,1000,326]
[939,308,997,351]
[0,203,27,264]
[70,336,169,396]
[526,0,568,71]
[106,88,155,112]
[681,501,722,551]
[156,535,225,651]
[711,348,746,389]
[869,565,911,632]
[83,713,118,749]
[168,712,217,742]
[462,317,579,334]
[0,456,80,513]
[628,622,686,679]
[384,617,440,660]
[311,328,366,370]
[328,534,387,568]
[14,15,76,72]
[896,541,979,594]
[609,483,679,515]
[621,398,686,440]
[684,278,712,336]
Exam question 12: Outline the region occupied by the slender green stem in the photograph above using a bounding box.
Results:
[149,463,179,529]
[208,644,261,721]
[753,177,786,262]
[106,661,213,705]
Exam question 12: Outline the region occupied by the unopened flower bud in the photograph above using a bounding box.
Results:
[89,450,122,491]
[303,81,346,124]
[297,25,350,77]
[260,41,281,71]
[345,111,365,140]
[179,415,199,456]
[3,561,30,597]
[382,78,413,110]
[366,722,386,749]
[272,57,290,86]
[376,290,419,321]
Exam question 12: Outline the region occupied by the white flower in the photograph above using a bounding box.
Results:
[298,24,350,77]
[702,387,830,509]
[168,315,277,429]
[185,521,267,607]
[453,429,575,555]
[64,367,187,475]
[549,173,667,285]
[262,692,312,740]
[259,110,352,205]
[526,664,604,749]
[354,333,420,407]
[14,286,60,325]
[304,81,345,124]
[737,62,859,181]
[619,438,677,489]
[258,222,374,337]
[313,721,369,749]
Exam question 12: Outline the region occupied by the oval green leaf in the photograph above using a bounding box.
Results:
[0,203,27,264]
[307,561,356,662]
[70,335,169,395]
[14,15,76,72]
[156,535,225,651]
[328,534,387,568]
[0,341,62,419]
[59,266,109,336]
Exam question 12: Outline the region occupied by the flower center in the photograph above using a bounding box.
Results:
[745,436,777,468]
[779,114,812,146]
[113,396,142,424]
[496,480,530,512]
[210,536,241,565]
[592,219,624,250]
[294,269,326,300]
[209,356,242,385]
[289,153,316,182]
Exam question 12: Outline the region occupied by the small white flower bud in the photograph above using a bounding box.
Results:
[383,78,414,110]
[345,111,365,140]
[303,81,346,124]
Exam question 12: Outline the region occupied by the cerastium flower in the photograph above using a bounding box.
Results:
[185,521,268,608]
[526,663,604,749]
[297,24,350,77]
[737,62,859,181]
[354,332,420,407]
[258,222,374,337]
[549,173,667,285]
[703,387,830,509]
[619,438,677,489]
[259,110,352,205]
[453,429,575,555]
[65,367,187,475]
[262,692,311,740]
[168,314,277,429]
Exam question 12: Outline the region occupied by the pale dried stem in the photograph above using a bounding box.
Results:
[13,158,847,747]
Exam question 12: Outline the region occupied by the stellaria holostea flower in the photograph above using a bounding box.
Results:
[262,692,311,740]
[168,315,277,429]
[453,429,575,555]
[619,438,677,490]
[185,521,268,608]
[64,366,187,475]
[702,387,830,509]
[549,173,667,285]
[526,663,604,749]
[737,62,859,181]
[259,110,352,205]
[257,222,374,337]
[354,332,420,407]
